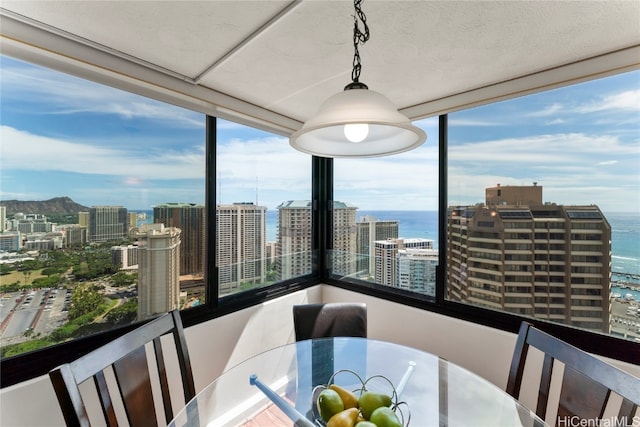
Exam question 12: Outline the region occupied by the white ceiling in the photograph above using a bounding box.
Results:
[1,1,639,136]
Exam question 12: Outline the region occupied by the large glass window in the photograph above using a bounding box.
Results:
[333,117,439,298]
[2,51,637,383]
[215,120,311,298]
[447,70,640,341]
[0,56,205,357]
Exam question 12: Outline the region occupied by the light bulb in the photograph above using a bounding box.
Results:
[344,123,369,143]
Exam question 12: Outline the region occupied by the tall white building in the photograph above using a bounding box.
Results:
[356,216,399,279]
[276,200,358,280]
[276,200,313,280]
[136,224,181,320]
[332,201,358,278]
[0,206,6,231]
[375,238,435,287]
[216,203,267,296]
[397,248,438,295]
[111,244,139,270]
[0,231,21,251]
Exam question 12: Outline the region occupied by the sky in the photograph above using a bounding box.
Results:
[1,55,639,214]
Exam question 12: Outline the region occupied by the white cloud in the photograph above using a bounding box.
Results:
[217,136,310,190]
[450,133,632,165]
[1,63,203,128]
[545,118,565,125]
[579,89,640,113]
[524,89,640,121]
[527,102,563,117]
[1,126,205,179]
[446,132,639,212]
[448,118,503,127]
[2,59,637,212]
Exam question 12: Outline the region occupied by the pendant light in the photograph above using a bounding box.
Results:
[289,0,427,158]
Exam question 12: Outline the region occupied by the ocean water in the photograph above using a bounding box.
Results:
[608,212,640,278]
[142,209,639,279]
[267,210,639,279]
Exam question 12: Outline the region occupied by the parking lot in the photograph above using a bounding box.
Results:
[0,288,70,345]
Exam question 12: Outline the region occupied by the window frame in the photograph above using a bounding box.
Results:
[2,96,638,390]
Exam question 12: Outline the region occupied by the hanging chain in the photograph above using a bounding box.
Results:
[351,0,370,84]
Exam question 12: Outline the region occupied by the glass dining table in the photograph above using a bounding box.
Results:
[169,337,546,427]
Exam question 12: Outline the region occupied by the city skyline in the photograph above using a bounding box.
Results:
[1,55,639,213]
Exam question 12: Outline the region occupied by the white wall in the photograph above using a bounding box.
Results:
[1,284,638,426]
[323,286,640,421]
[321,286,518,389]
[0,287,322,427]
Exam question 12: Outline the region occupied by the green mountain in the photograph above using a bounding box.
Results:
[0,197,90,215]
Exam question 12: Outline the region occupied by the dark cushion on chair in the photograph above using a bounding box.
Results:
[293,303,367,341]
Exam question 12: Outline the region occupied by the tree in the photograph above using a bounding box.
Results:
[110,271,136,287]
[69,284,105,320]
[32,274,63,288]
[41,267,65,276]
[105,299,138,325]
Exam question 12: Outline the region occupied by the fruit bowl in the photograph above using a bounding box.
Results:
[311,369,410,427]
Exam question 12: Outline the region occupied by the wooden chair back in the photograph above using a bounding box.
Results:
[293,303,367,341]
[49,310,196,427]
[506,321,640,426]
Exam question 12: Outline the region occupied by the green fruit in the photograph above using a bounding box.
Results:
[355,422,378,427]
[318,389,344,422]
[369,407,402,427]
[358,391,392,420]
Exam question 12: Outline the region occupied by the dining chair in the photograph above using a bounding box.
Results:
[506,321,640,426]
[48,310,196,427]
[293,302,367,341]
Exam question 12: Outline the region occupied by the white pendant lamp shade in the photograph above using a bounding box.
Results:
[289,86,427,158]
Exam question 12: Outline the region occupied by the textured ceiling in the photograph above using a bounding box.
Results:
[1,1,639,135]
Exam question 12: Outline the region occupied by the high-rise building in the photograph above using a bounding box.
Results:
[136,224,181,320]
[266,241,277,267]
[397,248,438,295]
[276,200,358,280]
[216,203,267,295]
[0,206,6,231]
[127,212,138,231]
[447,184,611,332]
[276,200,313,280]
[356,216,399,278]
[78,212,89,227]
[15,214,53,234]
[63,225,87,247]
[332,201,358,278]
[0,231,21,251]
[88,206,128,243]
[111,244,139,270]
[375,238,434,287]
[153,203,205,277]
